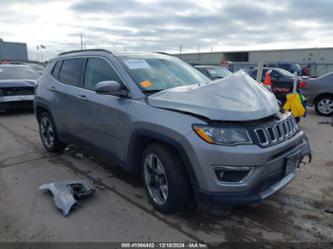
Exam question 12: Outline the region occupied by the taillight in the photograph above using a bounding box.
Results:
[298,81,306,89]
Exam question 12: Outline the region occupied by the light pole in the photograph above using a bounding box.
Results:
[40,45,46,63]
[80,34,83,50]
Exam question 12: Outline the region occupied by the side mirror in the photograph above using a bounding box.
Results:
[95,81,128,97]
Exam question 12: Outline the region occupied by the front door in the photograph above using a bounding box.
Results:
[78,57,129,161]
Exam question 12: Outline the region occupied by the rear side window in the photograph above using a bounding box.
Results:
[84,58,122,90]
[196,68,209,77]
[52,61,62,79]
[58,58,86,86]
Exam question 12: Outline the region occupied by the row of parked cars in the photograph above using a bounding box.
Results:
[247,67,333,116]
[0,64,41,112]
[1,59,332,116]
[194,64,333,116]
[1,50,315,213]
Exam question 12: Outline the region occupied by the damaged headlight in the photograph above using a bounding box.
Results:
[193,125,252,145]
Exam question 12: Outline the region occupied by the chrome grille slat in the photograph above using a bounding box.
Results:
[254,115,299,147]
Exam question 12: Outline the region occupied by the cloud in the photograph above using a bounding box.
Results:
[0,0,331,60]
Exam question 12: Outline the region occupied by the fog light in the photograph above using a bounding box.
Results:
[214,166,254,183]
[217,171,224,179]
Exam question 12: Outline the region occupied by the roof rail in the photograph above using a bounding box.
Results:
[58,49,112,56]
[154,52,173,56]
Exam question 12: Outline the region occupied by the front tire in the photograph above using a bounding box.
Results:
[38,112,66,153]
[315,95,333,116]
[295,117,301,123]
[142,143,192,214]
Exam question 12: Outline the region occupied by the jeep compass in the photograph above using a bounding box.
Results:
[34,49,311,213]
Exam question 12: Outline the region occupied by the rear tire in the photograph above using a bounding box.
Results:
[38,112,66,153]
[315,95,333,116]
[142,143,192,214]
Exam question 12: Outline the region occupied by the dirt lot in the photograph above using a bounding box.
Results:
[0,108,332,245]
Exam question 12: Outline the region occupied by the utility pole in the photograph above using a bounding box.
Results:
[36,45,40,62]
[179,44,183,54]
[256,62,264,83]
[80,34,83,50]
[40,45,46,63]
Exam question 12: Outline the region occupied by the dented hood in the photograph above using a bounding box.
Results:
[147,70,280,121]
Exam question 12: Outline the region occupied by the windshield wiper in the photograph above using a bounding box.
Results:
[142,89,164,94]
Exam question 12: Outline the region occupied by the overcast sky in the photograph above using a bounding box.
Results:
[1,0,332,61]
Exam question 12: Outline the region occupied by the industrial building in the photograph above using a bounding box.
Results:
[0,39,28,62]
[174,47,333,76]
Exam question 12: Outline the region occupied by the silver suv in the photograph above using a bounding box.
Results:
[35,49,311,213]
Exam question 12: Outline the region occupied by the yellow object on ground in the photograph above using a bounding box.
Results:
[283,93,305,118]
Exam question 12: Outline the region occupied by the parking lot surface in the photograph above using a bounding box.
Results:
[0,109,332,244]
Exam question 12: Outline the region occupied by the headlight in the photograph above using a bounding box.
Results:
[193,125,252,145]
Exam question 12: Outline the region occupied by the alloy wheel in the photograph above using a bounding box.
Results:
[40,116,55,148]
[318,98,333,115]
[144,153,169,205]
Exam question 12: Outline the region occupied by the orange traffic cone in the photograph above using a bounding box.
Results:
[263,71,272,86]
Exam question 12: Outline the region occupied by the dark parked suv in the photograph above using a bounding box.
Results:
[34,49,311,213]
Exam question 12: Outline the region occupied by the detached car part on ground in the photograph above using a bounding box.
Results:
[39,180,95,216]
[34,50,311,214]
[0,65,38,112]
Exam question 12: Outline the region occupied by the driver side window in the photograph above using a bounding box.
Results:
[84,58,122,90]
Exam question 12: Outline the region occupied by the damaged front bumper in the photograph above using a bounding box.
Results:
[39,180,95,216]
[187,130,312,207]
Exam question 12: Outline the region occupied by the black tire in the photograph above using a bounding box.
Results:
[314,95,333,116]
[38,112,67,153]
[142,143,192,214]
[295,117,301,123]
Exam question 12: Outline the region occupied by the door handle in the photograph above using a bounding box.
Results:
[77,95,88,102]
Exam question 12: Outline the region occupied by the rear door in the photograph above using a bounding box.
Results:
[53,57,87,138]
[78,57,129,161]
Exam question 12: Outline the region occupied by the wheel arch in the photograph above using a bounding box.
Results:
[35,102,53,121]
[126,129,199,189]
[313,92,333,105]
[34,102,67,144]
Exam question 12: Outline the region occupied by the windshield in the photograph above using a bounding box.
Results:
[119,55,210,92]
[206,67,231,78]
[0,66,38,80]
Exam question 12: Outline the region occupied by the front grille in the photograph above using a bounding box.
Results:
[253,114,299,147]
[1,87,34,96]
